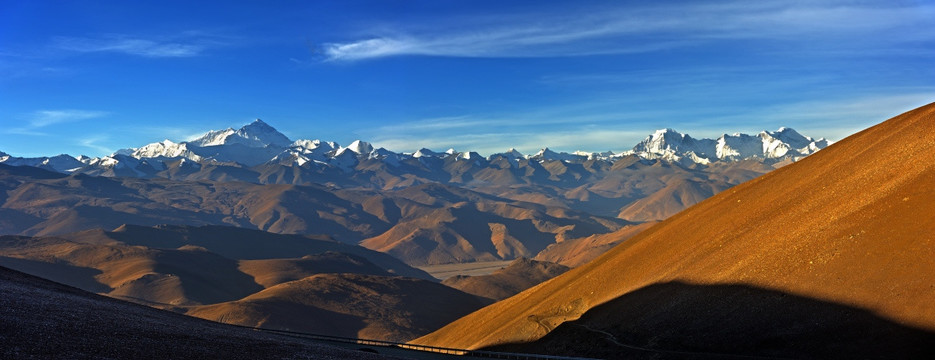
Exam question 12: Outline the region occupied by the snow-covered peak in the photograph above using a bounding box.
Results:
[715,133,763,160]
[130,139,202,161]
[633,128,710,156]
[291,139,337,151]
[344,140,374,154]
[572,150,616,160]
[412,148,443,158]
[0,153,87,173]
[189,128,235,147]
[762,127,811,150]
[368,147,403,166]
[460,151,482,160]
[632,127,829,164]
[530,148,587,162]
[488,148,525,160]
[189,119,291,148]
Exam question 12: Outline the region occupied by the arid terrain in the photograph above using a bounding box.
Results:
[0,265,402,359]
[0,225,487,341]
[414,103,935,358]
[4,2,929,358]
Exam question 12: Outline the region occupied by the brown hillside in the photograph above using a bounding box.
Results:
[359,183,624,265]
[188,273,487,342]
[414,103,935,355]
[239,252,391,288]
[60,224,434,281]
[0,265,396,359]
[534,222,657,267]
[0,235,261,306]
[616,178,728,221]
[442,258,569,301]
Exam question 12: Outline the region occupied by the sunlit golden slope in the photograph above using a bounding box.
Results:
[415,103,935,350]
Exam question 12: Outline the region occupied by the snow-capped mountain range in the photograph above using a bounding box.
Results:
[628,127,831,165]
[0,119,831,176]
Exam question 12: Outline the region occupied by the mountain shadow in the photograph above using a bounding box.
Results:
[0,265,393,359]
[485,281,935,359]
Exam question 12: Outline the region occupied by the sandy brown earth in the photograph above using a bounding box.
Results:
[0,235,264,306]
[357,183,625,265]
[58,224,433,280]
[442,258,569,301]
[0,265,401,360]
[0,225,489,343]
[534,222,657,267]
[187,273,488,342]
[414,103,935,357]
[240,252,393,288]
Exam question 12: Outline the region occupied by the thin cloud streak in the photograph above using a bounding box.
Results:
[370,128,648,157]
[78,136,113,154]
[29,109,110,127]
[364,91,933,155]
[322,1,935,61]
[53,35,208,58]
[4,109,109,136]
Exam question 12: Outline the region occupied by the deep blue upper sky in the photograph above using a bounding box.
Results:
[2,0,933,157]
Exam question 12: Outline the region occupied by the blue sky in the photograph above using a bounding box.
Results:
[1,0,933,157]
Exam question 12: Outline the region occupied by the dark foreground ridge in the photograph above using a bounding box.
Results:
[0,265,397,360]
[0,265,587,360]
[485,281,935,359]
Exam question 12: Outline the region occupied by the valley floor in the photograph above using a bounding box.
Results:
[417,260,515,280]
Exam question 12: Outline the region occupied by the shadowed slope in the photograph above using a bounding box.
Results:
[442,258,569,301]
[0,235,262,306]
[488,282,935,359]
[0,266,395,360]
[415,103,935,353]
[188,273,487,342]
[240,252,392,288]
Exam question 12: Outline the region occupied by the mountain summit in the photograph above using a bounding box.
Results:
[629,127,830,164]
[189,119,293,148]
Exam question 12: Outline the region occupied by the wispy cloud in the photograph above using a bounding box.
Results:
[724,92,935,141]
[30,109,109,127]
[359,106,671,155]
[51,33,223,58]
[78,136,113,154]
[370,128,647,157]
[359,89,934,155]
[5,109,110,136]
[322,1,935,61]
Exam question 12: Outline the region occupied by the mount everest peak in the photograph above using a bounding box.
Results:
[189,119,292,148]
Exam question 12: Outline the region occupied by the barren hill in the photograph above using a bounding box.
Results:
[534,222,657,267]
[0,265,395,359]
[0,166,631,265]
[240,252,392,288]
[0,235,262,306]
[414,103,935,358]
[60,224,432,280]
[188,273,488,342]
